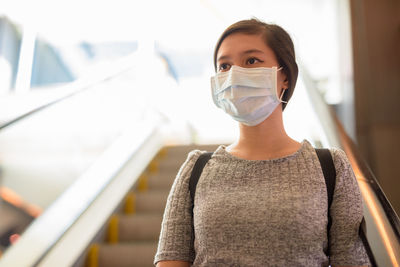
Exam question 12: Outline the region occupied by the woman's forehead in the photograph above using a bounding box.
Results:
[217,33,272,59]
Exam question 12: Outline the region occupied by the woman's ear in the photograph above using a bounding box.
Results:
[279,69,289,89]
[282,72,289,89]
[283,78,289,89]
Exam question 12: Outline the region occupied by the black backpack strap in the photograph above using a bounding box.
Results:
[316,148,336,214]
[316,148,372,263]
[189,152,213,214]
[315,148,336,256]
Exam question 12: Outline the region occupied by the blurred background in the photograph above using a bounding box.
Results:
[0,0,399,266]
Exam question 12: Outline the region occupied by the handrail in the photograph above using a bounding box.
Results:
[0,48,171,266]
[333,115,400,241]
[300,65,400,267]
[0,51,141,131]
[0,119,166,267]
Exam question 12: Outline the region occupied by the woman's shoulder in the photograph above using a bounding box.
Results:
[303,140,350,167]
[184,149,214,164]
[327,147,352,171]
[328,146,347,159]
[325,147,361,196]
[178,149,204,172]
[174,149,214,179]
[186,149,204,161]
[303,141,354,178]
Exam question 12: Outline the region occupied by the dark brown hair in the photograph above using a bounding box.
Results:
[213,18,298,110]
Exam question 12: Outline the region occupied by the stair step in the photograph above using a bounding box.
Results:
[150,168,180,180]
[118,214,162,241]
[158,157,186,170]
[155,165,183,176]
[98,242,157,267]
[86,145,221,267]
[135,191,169,213]
[163,144,219,158]
[147,173,176,190]
[144,145,220,189]
[147,178,173,190]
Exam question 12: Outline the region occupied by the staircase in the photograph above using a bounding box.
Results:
[85,144,219,267]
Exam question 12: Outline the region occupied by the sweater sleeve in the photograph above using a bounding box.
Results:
[328,148,371,266]
[154,150,203,265]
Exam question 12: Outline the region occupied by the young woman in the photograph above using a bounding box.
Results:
[154,19,370,267]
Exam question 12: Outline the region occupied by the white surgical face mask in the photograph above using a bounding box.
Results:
[210,65,283,126]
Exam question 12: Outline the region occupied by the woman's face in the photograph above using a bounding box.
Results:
[216,33,288,92]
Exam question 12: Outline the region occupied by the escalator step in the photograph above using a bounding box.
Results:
[147,173,175,190]
[152,167,181,178]
[88,145,221,267]
[98,242,157,267]
[163,145,218,158]
[135,191,169,213]
[157,158,186,172]
[118,214,163,242]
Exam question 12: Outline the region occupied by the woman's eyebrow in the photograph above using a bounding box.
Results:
[217,49,264,62]
[241,49,264,55]
[217,54,231,62]
[217,49,265,62]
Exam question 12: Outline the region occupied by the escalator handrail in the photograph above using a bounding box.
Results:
[0,119,165,267]
[0,52,140,131]
[334,115,400,241]
[300,64,400,266]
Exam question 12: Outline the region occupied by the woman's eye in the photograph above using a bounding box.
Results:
[218,63,230,72]
[247,58,260,65]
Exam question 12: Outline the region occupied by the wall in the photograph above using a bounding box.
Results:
[350,0,400,214]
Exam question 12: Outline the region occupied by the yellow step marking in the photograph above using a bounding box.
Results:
[148,160,159,174]
[157,147,168,159]
[107,215,119,244]
[137,174,149,192]
[124,192,136,214]
[86,243,99,267]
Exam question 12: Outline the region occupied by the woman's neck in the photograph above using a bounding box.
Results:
[227,108,301,160]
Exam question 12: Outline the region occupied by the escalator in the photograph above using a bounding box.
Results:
[0,54,399,267]
[85,144,217,267]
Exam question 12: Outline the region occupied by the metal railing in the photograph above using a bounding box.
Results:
[0,121,165,267]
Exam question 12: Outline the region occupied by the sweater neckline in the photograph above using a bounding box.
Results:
[215,139,310,163]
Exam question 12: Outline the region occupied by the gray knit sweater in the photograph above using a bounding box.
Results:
[154,140,370,266]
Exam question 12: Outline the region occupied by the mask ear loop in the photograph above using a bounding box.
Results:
[276,67,288,103]
[279,89,288,103]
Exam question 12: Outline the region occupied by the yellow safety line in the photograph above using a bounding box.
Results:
[148,160,159,174]
[158,147,168,159]
[137,174,149,192]
[107,215,119,244]
[124,192,136,214]
[86,243,99,267]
